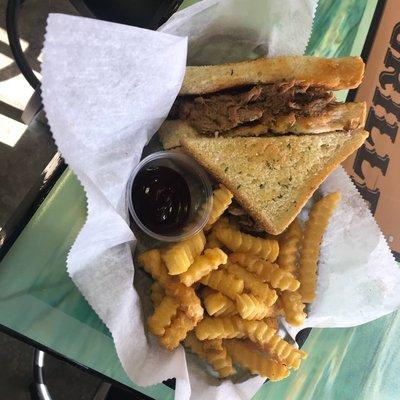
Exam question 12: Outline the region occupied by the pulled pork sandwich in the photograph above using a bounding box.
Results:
[158,56,366,149]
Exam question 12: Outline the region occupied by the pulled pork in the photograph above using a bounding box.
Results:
[227,201,265,235]
[173,81,335,135]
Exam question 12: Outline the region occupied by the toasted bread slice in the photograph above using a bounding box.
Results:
[181,130,368,234]
[181,56,365,95]
[159,102,366,150]
[159,120,200,150]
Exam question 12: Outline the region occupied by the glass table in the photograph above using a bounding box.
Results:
[2,0,399,399]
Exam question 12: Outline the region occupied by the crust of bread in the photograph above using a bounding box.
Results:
[180,130,368,234]
[158,102,366,149]
[180,56,365,95]
[158,120,200,150]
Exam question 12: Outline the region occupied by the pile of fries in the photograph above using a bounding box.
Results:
[138,185,340,381]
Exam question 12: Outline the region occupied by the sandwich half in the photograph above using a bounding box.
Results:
[181,130,368,235]
[159,56,366,149]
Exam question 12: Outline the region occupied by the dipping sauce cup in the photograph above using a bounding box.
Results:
[126,151,213,242]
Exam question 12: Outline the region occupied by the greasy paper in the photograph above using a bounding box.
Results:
[159,0,317,64]
[41,1,400,399]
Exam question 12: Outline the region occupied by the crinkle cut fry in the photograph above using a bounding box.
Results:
[200,269,244,300]
[203,339,224,351]
[259,331,306,370]
[225,339,289,381]
[137,249,171,285]
[299,192,341,303]
[185,334,236,378]
[164,281,204,323]
[204,184,233,231]
[179,248,227,286]
[264,317,279,330]
[162,231,206,275]
[159,311,196,351]
[147,296,179,336]
[195,316,245,341]
[225,262,277,306]
[204,344,236,378]
[238,318,306,369]
[280,290,306,327]
[235,293,271,320]
[204,291,237,317]
[184,332,206,358]
[229,253,299,291]
[195,316,305,369]
[205,229,223,249]
[277,218,303,274]
[215,225,279,261]
[269,240,280,264]
[150,281,165,308]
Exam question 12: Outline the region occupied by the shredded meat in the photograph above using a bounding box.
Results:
[174,81,335,134]
[236,216,266,235]
[227,201,265,234]
[226,202,247,216]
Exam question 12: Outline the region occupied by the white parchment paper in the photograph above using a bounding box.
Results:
[41,1,400,399]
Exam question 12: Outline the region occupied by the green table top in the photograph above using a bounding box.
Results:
[2,1,397,399]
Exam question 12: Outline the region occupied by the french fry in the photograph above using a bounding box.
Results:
[179,248,227,286]
[263,336,306,370]
[159,311,196,351]
[205,230,223,249]
[150,281,165,308]
[138,249,172,285]
[277,219,302,274]
[235,293,271,320]
[147,296,180,336]
[225,340,289,381]
[185,334,236,378]
[203,291,237,317]
[164,281,204,323]
[239,319,306,369]
[229,253,299,291]
[184,332,207,358]
[280,291,306,327]
[203,339,224,352]
[162,231,206,275]
[264,299,284,318]
[200,269,244,300]
[264,317,279,330]
[195,316,245,341]
[213,216,231,229]
[299,192,341,303]
[204,184,233,231]
[195,316,305,369]
[225,262,277,306]
[215,225,278,261]
[269,240,280,264]
[204,345,236,378]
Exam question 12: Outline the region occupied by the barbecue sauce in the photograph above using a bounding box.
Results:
[131,166,191,235]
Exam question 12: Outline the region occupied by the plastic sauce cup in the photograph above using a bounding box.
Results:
[126,151,212,243]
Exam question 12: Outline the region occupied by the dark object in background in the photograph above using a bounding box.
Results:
[70,0,183,29]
